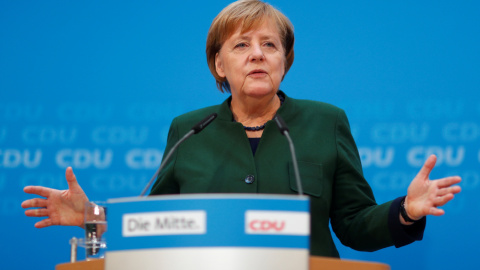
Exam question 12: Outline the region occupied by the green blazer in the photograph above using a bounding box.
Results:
[151,91,395,257]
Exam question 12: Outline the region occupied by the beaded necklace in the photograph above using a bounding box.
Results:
[234,93,285,131]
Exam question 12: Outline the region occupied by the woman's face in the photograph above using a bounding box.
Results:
[215,19,285,99]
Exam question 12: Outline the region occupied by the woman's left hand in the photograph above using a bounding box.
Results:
[403,155,462,223]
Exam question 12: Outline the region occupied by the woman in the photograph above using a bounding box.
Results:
[22,0,461,257]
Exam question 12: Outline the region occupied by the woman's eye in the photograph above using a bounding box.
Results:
[265,42,276,48]
[235,43,247,48]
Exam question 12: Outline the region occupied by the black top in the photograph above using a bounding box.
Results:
[248,137,261,155]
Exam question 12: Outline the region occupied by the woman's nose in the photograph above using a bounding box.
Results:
[249,44,264,61]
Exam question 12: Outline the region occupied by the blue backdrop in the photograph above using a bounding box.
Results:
[1,1,478,269]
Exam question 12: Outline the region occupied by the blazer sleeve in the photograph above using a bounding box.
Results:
[149,118,181,195]
[329,109,426,251]
[389,196,426,247]
[329,109,395,251]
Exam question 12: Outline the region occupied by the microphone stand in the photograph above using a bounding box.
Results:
[139,129,195,196]
[273,115,304,196]
[139,113,217,196]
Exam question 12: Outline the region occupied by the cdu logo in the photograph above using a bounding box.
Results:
[0,149,42,168]
[125,149,163,169]
[55,149,113,169]
[249,219,286,232]
[245,210,309,236]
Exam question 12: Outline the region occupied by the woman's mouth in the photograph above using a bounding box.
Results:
[248,69,268,77]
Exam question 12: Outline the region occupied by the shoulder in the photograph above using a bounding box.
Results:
[279,93,352,134]
[286,95,346,120]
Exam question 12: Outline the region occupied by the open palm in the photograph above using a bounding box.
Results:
[405,155,462,220]
[22,167,89,228]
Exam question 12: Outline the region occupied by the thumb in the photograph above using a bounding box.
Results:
[65,167,82,191]
[416,155,437,180]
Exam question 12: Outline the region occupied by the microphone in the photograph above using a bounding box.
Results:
[139,113,218,196]
[273,115,304,196]
[192,113,217,134]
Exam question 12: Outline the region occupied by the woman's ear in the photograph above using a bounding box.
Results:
[215,52,225,78]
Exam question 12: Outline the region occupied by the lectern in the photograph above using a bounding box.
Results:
[56,194,390,270]
[106,194,310,270]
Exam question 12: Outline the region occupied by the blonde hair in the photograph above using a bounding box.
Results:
[206,0,295,92]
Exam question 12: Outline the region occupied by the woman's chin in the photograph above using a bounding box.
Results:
[242,86,277,98]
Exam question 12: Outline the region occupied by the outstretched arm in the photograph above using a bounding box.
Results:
[21,167,89,228]
[402,155,462,224]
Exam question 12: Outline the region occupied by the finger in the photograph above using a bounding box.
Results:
[23,186,54,198]
[428,207,445,216]
[416,155,437,179]
[35,219,53,228]
[437,186,462,197]
[433,194,455,207]
[65,167,81,191]
[436,176,462,188]
[25,208,49,217]
[21,198,47,209]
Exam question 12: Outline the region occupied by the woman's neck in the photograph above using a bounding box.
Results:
[230,92,281,138]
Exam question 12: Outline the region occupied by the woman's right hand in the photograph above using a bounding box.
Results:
[21,167,89,228]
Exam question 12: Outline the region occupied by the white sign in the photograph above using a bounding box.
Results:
[245,210,309,236]
[123,210,206,237]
